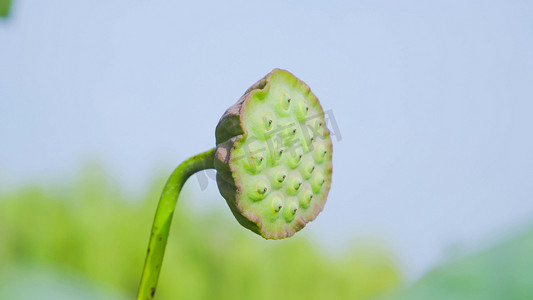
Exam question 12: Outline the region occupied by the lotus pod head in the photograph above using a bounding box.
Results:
[214,69,333,239]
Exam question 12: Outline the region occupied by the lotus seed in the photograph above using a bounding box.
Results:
[279,92,291,114]
[244,153,266,173]
[301,160,316,179]
[294,181,302,190]
[272,196,283,213]
[283,202,299,222]
[263,114,274,131]
[287,176,303,196]
[272,170,288,189]
[294,99,309,120]
[299,188,313,208]
[311,171,325,193]
[289,149,304,168]
[270,148,284,165]
[276,171,287,183]
[313,144,328,164]
[248,180,270,201]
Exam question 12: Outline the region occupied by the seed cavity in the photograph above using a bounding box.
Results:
[313,144,328,164]
[293,180,302,190]
[246,153,265,173]
[301,160,316,179]
[262,114,274,131]
[290,204,298,215]
[287,175,303,196]
[271,148,284,165]
[282,125,300,147]
[311,171,325,193]
[299,188,313,208]
[303,133,315,149]
[248,179,270,201]
[280,92,291,112]
[284,201,299,222]
[272,170,288,189]
[288,148,304,168]
[271,195,283,213]
[243,153,263,173]
[294,99,309,120]
[277,171,287,183]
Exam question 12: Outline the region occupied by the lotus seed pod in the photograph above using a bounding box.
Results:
[214,69,333,239]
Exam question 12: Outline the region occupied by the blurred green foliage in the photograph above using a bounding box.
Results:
[0,0,11,18]
[0,167,401,299]
[388,227,533,300]
[3,166,530,299]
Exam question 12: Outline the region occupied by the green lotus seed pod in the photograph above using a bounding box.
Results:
[214,68,333,239]
[137,69,334,299]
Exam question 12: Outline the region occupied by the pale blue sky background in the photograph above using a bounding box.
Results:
[1,0,532,279]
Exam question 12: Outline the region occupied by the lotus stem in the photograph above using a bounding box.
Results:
[137,148,215,300]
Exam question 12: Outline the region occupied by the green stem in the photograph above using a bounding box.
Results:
[137,148,216,300]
